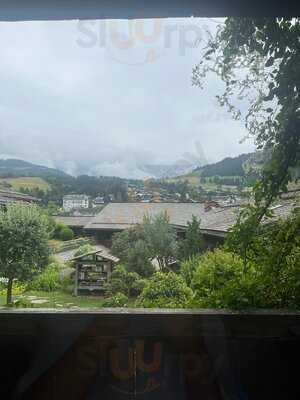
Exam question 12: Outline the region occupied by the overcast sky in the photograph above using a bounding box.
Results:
[0,18,255,178]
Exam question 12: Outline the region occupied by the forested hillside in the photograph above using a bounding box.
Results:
[0,159,134,205]
[0,159,69,178]
[194,153,253,177]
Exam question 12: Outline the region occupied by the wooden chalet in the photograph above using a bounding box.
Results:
[0,189,39,207]
[71,250,119,296]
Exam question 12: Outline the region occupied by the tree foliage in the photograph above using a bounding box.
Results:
[178,215,203,261]
[136,272,193,309]
[193,18,300,261]
[53,222,74,241]
[226,208,300,276]
[197,153,251,177]
[142,212,177,271]
[28,174,130,206]
[0,204,50,304]
[103,265,146,298]
[59,226,74,241]
[193,18,300,199]
[28,261,62,292]
[111,227,154,277]
[102,292,129,308]
[73,243,94,257]
[112,212,177,274]
[189,218,300,310]
[180,256,201,287]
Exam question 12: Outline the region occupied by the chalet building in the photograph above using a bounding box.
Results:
[92,196,105,207]
[0,189,39,207]
[72,249,119,295]
[56,200,298,249]
[82,202,237,248]
[63,194,89,211]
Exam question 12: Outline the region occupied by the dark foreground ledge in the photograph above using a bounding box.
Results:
[1,309,300,399]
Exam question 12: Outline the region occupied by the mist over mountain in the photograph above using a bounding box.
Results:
[140,160,197,179]
[194,153,254,177]
[0,157,199,180]
[0,152,255,182]
[0,159,70,179]
[0,141,210,179]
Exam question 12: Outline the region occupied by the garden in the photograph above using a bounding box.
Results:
[0,201,299,310]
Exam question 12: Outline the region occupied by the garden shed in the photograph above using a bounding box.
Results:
[72,250,119,296]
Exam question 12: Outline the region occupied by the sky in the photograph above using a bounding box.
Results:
[0,18,255,178]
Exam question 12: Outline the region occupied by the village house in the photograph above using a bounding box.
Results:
[63,194,89,212]
[92,196,105,207]
[0,189,39,207]
[56,199,298,249]
[82,202,239,247]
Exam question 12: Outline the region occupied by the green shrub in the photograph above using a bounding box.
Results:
[29,262,62,292]
[53,222,66,239]
[104,265,145,297]
[73,244,94,257]
[190,243,300,310]
[60,275,74,294]
[0,281,26,296]
[191,249,243,293]
[189,249,265,310]
[130,278,147,297]
[180,256,199,287]
[102,293,128,307]
[51,237,91,253]
[59,226,74,241]
[136,272,193,308]
[53,222,75,241]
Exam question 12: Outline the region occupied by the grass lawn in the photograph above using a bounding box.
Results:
[0,177,50,192]
[0,290,137,309]
[0,291,106,309]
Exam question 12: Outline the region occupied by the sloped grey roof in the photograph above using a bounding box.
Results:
[84,202,240,233]
[55,216,93,227]
[83,201,298,235]
[71,249,119,263]
[0,189,39,205]
[268,202,298,221]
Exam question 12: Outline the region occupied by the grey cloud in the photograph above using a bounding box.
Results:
[0,18,255,178]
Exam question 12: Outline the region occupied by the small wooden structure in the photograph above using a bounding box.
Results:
[72,250,119,296]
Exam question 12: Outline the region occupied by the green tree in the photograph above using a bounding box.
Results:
[226,208,300,307]
[104,265,146,297]
[189,249,263,310]
[178,216,203,261]
[112,212,177,274]
[193,18,300,255]
[143,212,177,271]
[59,226,74,241]
[126,239,155,277]
[180,255,199,287]
[102,293,129,308]
[189,217,300,310]
[0,204,50,304]
[111,227,154,277]
[136,272,193,308]
[28,261,62,292]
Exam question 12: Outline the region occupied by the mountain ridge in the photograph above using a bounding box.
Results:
[0,159,71,179]
[193,152,254,177]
